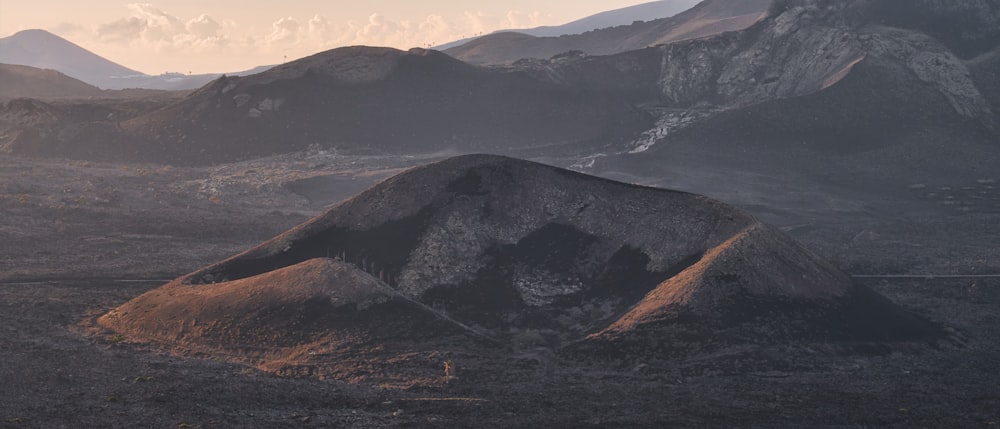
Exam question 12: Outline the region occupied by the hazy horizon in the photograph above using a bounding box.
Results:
[1,0,659,75]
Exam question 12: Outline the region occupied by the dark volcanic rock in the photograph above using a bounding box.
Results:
[99,155,942,380]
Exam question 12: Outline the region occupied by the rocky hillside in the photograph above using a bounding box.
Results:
[528,0,1000,208]
[99,155,942,380]
[444,0,772,65]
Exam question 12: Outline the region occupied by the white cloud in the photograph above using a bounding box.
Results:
[78,5,550,73]
[186,14,221,39]
[266,16,300,44]
[96,3,223,50]
[505,10,543,29]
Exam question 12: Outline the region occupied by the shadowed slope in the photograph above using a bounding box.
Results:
[575,224,941,358]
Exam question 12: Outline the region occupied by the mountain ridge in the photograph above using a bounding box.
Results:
[3,46,650,165]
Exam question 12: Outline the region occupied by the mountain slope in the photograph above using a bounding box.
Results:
[0,63,104,99]
[540,0,702,37]
[99,155,943,380]
[444,0,772,65]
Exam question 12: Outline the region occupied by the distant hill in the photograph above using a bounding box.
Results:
[444,0,772,65]
[0,29,272,90]
[435,0,701,50]
[0,63,104,99]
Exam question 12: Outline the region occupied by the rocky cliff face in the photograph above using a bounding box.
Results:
[644,0,997,124]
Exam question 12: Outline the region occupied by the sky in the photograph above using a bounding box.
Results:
[0,1,653,75]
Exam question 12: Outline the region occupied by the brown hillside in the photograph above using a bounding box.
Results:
[0,63,104,99]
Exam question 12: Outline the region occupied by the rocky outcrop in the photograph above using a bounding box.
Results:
[99,155,943,379]
[650,0,995,124]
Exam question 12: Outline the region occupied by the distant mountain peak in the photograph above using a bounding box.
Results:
[0,29,144,88]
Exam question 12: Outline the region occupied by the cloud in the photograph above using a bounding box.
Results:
[96,3,222,49]
[266,17,301,44]
[328,10,543,49]
[50,22,88,39]
[78,5,551,73]
[186,14,222,39]
[505,10,543,29]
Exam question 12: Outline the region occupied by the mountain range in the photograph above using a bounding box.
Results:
[435,0,702,50]
[4,0,997,177]
[1,46,649,164]
[444,0,772,64]
[1,2,703,91]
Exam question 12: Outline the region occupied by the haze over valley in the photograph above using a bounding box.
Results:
[1,0,999,426]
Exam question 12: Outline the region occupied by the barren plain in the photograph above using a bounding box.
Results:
[1,151,998,427]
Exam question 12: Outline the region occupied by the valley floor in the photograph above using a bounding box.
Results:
[0,278,997,427]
